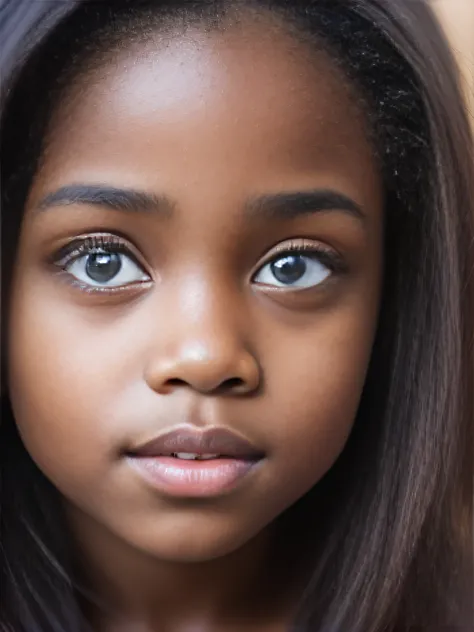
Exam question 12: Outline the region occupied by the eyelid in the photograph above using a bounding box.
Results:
[52,233,150,273]
[256,238,347,273]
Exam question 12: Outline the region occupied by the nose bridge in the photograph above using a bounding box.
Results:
[175,270,243,343]
[144,274,260,394]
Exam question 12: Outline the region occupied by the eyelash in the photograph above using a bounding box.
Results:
[52,233,346,292]
[259,240,347,275]
[52,234,148,293]
[53,234,136,268]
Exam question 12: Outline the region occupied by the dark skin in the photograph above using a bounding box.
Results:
[7,18,384,632]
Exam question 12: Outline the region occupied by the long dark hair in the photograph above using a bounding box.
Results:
[1,1,473,631]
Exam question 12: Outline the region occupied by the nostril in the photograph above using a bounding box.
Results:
[162,376,245,392]
[166,378,187,387]
[219,377,245,392]
[224,377,244,388]
[146,352,260,396]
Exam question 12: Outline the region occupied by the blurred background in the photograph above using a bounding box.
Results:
[432,0,474,125]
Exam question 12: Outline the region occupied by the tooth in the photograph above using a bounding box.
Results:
[174,453,197,460]
[172,453,220,460]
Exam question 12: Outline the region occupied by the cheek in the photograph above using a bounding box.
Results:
[7,283,132,489]
[260,302,377,502]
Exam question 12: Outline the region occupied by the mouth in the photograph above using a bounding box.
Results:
[126,425,265,498]
[158,452,242,460]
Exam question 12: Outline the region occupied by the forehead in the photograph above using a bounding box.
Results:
[31,20,380,212]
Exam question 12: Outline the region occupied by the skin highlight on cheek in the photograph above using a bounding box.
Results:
[7,17,383,629]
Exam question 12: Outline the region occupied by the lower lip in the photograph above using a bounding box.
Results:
[127,455,259,498]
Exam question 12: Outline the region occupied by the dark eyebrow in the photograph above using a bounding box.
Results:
[36,184,364,223]
[36,184,174,216]
[245,189,364,222]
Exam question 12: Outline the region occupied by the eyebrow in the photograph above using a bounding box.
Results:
[37,184,174,216]
[36,184,364,222]
[244,190,364,221]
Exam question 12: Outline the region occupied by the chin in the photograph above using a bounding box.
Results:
[120,513,267,563]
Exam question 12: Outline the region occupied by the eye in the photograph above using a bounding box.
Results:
[253,250,332,289]
[55,236,150,289]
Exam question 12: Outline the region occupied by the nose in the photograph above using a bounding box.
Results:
[143,298,261,396]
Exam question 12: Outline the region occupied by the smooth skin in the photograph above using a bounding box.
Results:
[7,16,384,632]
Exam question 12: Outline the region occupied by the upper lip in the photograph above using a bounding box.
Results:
[130,426,264,460]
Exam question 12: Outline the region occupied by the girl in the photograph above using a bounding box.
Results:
[1,1,473,631]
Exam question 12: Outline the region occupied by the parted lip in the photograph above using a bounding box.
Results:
[129,426,264,460]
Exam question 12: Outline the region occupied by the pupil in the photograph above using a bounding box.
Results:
[271,255,306,284]
[86,251,121,283]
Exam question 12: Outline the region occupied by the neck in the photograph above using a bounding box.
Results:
[67,505,299,631]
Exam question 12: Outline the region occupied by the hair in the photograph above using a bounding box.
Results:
[1,1,473,630]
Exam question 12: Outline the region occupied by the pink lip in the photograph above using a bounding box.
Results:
[127,425,264,498]
[127,455,261,498]
[129,425,264,459]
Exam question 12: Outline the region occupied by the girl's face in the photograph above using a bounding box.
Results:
[8,22,383,562]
